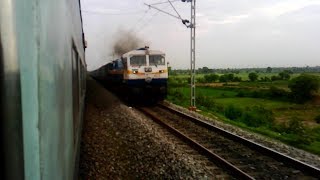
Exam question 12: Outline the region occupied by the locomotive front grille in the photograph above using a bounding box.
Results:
[144,67,152,72]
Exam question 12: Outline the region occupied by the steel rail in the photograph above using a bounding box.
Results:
[158,103,320,177]
[139,107,254,180]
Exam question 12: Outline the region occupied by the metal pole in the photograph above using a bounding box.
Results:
[190,0,196,108]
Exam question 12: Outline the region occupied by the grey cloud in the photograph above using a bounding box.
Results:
[81,0,320,70]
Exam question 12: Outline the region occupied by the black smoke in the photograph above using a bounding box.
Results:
[112,29,147,57]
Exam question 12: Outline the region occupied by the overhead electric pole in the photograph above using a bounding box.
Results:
[190,0,196,109]
[145,0,197,110]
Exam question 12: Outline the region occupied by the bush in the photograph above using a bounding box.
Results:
[279,71,291,80]
[259,76,271,82]
[233,76,242,82]
[236,91,245,97]
[219,75,228,82]
[168,88,185,102]
[240,106,274,127]
[315,115,320,124]
[285,117,305,134]
[204,74,219,83]
[288,74,320,103]
[271,75,281,81]
[196,77,205,83]
[268,86,288,98]
[224,105,243,120]
[284,117,312,145]
[197,93,215,108]
[248,72,258,82]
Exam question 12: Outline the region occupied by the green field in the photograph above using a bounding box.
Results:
[214,97,294,110]
[167,72,320,155]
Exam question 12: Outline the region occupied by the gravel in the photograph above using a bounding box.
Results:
[79,78,219,179]
[163,101,320,169]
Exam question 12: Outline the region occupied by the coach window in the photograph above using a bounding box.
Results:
[117,60,123,70]
[149,55,165,66]
[130,55,146,67]
[107,63,113,70]
[122,57,127,69]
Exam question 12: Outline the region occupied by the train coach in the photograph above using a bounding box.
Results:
[92,47,168,101]
[0,0,86,179]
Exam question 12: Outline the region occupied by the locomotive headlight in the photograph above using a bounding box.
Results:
[159,70,164,73]
[132,69,138,74]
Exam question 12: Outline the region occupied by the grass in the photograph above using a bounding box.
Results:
[238,81,289,89]
[166,74,320,155]
[173,86,238,98]
[214,97,295,110]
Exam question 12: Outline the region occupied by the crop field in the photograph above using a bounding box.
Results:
[167,71,320,155]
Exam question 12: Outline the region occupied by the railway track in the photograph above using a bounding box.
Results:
[137,104,320,179]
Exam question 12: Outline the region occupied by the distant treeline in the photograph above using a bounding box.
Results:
[169,66,320,74]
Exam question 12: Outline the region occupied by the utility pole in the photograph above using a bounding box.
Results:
[145,0,197,110]
[189,0,196,110]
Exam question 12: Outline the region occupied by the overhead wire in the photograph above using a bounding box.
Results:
[128,9,151,33]
[149,0,180,6]
[167,0,183,20]
[82,9,145,15]
[81,0,181,34]
[134,3,172,34]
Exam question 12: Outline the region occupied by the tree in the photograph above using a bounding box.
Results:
[204,74,219,83]
[233,76,242,82]
[279,71,291,80]
[219,74,228,82]
[288,74,320,102]
[248,72,258,82]
[227,73,235,81]
[271,75,281,81]
[198,66,211,74]
[219,73,235,82]
[266,67,272,73]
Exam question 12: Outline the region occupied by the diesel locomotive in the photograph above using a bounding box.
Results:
[91,47,168,101]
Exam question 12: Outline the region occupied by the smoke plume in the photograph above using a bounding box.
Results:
[112,29,147,57]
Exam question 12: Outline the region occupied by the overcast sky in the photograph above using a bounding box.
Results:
[81,0,320,70]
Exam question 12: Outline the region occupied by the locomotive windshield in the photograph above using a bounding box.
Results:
[130,56,146,66]
[149,55,165,66]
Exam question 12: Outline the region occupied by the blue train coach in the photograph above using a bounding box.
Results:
[0,0,86,179]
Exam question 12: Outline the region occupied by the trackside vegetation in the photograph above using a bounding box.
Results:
[166,67,320,155]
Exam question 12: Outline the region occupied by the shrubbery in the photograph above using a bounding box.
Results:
[169,89,185,99]
[248,72,258,82]
[233,86,289,100]
[197,93,215,108]
[224,105,242,120]
[223,105,274,128]
[219,73,242,82]
[168,77,189,87]
[274,117,312,145]
[259,76,271,82]
[289,74,320,103]
[268,86,288,98]
[203,74,219,83]
[240,106,274,127]
[315,115,320,124]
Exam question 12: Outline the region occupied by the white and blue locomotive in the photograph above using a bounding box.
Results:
[92,47,168,101]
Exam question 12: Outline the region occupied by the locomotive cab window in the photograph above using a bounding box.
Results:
[130,55,146,67]
[149,55,165,66]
